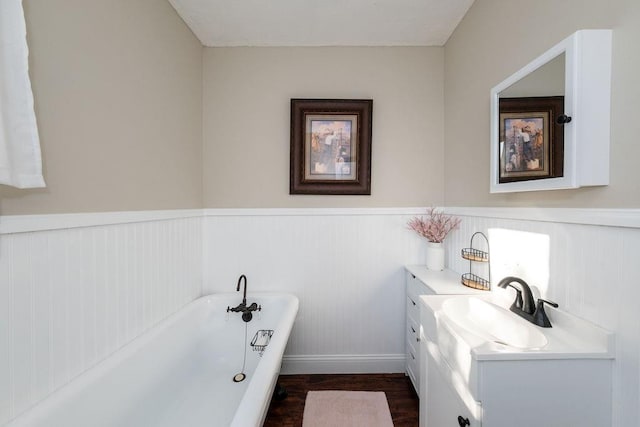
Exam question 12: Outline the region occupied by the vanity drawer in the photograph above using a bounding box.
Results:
[407,294,420,324]
[406,271,435,300]
[407,317,420,345]
[406,342,419,394]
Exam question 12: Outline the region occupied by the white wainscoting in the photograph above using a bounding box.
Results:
[204,207,639,426]
[0,211,202,425]
[202,208,427,374]
[2,207,638,427]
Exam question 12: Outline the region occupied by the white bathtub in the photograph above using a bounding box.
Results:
[7,293,299,427]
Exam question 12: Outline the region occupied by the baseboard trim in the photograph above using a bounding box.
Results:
[280,354,406,375]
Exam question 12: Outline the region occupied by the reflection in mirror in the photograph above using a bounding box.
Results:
[499,54,565,98]
[498,96,564,183]
[497,54,566,185]
[494,53,568,188]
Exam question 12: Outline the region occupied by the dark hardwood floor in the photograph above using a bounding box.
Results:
[263,373,419,427]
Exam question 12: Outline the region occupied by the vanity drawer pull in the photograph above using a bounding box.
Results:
[409,298,416,306]
[457,416,470,426]
[409,326,420,342]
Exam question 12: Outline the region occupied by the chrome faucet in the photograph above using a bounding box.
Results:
[227,274,261,322]
[497,276,558,328]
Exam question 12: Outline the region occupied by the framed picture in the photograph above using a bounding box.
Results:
[498,96,564,183]
[290,99,373,195]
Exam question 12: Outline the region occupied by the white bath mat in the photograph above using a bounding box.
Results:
[302,390,394,427]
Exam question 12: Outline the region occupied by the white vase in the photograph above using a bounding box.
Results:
[426,242,445,271]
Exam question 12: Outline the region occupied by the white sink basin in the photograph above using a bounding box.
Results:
[442,297,548,349]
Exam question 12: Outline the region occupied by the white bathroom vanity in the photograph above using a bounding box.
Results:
[419,294,615,427]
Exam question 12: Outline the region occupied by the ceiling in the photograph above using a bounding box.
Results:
[167,0,475,47]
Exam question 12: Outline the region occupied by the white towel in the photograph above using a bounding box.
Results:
[0,0,45,189]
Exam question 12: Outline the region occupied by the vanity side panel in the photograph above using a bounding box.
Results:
[480,359,612,427]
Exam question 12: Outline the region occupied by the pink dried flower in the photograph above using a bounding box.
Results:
[407,208,461,243]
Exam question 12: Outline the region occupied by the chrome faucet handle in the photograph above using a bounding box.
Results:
[533,298,559,328]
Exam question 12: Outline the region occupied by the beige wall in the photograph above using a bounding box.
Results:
[444,0,640,207]
[0,0,203,215]
[7,1,637,213]
[202,47,444,208]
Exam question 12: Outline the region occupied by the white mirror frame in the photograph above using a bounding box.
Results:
[490,30,612,193]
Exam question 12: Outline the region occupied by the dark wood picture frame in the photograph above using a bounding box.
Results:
[498,96,564,183]
[290,99,373,195]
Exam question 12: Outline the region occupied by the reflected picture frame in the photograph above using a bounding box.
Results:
[498,96,564,183]
[290,99,373,195]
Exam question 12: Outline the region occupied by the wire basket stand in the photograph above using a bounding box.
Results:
[461,232,490,291]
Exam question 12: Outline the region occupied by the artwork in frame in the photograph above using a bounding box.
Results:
[498,96,565,183]
[290,99,373,195]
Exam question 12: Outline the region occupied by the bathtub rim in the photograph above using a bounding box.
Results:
[6,292,299,427]
[231,292,299,426]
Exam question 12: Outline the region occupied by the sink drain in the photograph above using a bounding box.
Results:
[233,373,246,382]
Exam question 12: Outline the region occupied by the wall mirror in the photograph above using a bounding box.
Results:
[490,30,612,193]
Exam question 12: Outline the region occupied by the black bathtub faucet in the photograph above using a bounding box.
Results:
[227,274,261,322]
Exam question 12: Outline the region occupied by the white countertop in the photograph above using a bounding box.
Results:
[420,293,615,361]
[405,265,486,295]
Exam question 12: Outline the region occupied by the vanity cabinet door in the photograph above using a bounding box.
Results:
[425,349,481,427]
